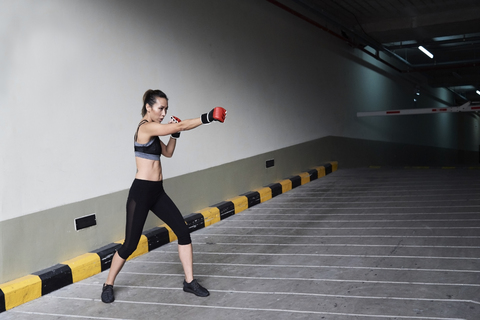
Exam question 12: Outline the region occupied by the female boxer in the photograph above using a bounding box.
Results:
[101,89,226,303]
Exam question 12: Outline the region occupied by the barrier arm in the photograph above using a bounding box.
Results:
[357,102,478,117]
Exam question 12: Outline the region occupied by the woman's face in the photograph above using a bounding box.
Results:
[147,97,168,123]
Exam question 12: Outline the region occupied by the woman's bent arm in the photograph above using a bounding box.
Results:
[161,137,177,157]
[142,118,203,137]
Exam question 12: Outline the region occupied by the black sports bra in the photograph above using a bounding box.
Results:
[134,120,161,160]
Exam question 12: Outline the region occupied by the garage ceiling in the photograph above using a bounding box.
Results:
[273,0,480,103]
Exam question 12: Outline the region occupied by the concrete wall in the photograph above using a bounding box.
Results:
[1,0,479,284]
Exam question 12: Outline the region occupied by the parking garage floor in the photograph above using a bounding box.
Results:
[1,167,479,320]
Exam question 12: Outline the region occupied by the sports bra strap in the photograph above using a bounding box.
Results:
[134,119,149,142]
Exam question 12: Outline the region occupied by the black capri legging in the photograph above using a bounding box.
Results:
[117,179,191,260]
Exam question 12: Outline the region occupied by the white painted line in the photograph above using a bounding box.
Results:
[290,190,480,195]
[263,199,480,204]
[296,186,480,191]
[285,195,480,200]
[10,310,132,320]
[102,299,468,320]
[130,260,480,273]
[194,232,480,239]
[210,225,480,230]
[226,218,480,224]
[191,241,480,249]
[249,205,480,209]
[150,249,480,261]
[238,211,480,216]
[300,189,454,193]
[75,283,479,305]
[47,293,468,320]
[298,184,480,189]
[121,271,480,287]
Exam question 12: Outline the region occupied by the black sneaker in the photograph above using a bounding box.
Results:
[101,284,115,303]
[183,279,210,297]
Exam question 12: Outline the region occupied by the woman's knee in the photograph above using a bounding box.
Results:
[117,243,137,260]
[177,231,192,245]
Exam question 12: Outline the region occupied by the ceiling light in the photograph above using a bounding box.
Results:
[477,90,480,95]
[418,46,434,59]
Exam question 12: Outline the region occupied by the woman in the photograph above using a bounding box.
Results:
[101,89,227,303]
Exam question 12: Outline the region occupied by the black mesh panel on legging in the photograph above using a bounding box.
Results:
[117,195,149,259]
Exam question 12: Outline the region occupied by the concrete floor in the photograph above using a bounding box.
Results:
[1,168,479,320]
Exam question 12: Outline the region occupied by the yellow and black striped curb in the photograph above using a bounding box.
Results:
[0,161,337,312]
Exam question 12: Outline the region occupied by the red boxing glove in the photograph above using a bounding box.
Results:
[170,116,181,138]
[201,107,227,124]
[212,107,227,123]
[171,116,181,123]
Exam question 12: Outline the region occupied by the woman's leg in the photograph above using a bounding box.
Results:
[151,189,193,281]
[102,180,152,303]
[105,252,126,285]
[178,243,194,283]
[178,242,208,296]
[151,188,209,296]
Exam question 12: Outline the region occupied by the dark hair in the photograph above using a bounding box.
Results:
[142,89,168,117]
